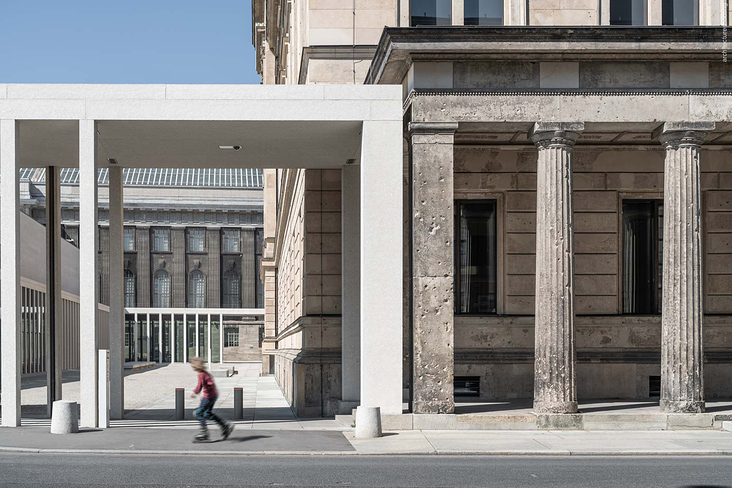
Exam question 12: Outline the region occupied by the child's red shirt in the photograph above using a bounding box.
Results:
[194,370,218,399]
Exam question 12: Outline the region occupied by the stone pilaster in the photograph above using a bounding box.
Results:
[656,122,715,413]
[409,122,458,415]
[530,122,584,415]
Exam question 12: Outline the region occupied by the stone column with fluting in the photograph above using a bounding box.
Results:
[409,122,458,415]
[530,122,584,415]
[656,121,715,413]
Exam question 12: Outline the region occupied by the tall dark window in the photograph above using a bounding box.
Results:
[411,0,452,25]
[456,200,498,314]
[124,269,136,307]
[222,229,240,253]
[152,228,170,252]
[465,0,503,25]
[123,227,135,252]
[188,229,205,253]
[188,270,205,308]
[622,200,663,314]
[662,0,698,25]
[610,0,647,24]
[153,269,171,308]
[222,270,241,308]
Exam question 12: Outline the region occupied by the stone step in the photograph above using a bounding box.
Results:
[123,362,155,371]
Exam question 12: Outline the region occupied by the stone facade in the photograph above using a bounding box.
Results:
[254,0,732,418]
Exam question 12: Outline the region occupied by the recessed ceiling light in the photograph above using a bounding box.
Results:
[219,145,242,151]
[108,158,118,165]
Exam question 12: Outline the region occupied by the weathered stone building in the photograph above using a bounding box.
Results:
[254,0,732,419]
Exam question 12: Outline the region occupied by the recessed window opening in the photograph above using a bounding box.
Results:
[411,0,452,26]
[610,0,647,24]
[456,200,498,314]
[662,0,699,25]
[454,376,481,397]
[622,200,663,314]
[465,0,504,25]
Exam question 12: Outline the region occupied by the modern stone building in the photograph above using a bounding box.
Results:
[254,0,732,418]
[18,167,265,363]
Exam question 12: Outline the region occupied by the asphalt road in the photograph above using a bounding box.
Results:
[1,453,732,487]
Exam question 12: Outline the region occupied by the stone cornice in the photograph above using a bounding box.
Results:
[367,27,730,85]
[298,45,377,85]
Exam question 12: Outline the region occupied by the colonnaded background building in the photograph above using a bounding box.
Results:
[18,168,265,364]
[253,0,732,419]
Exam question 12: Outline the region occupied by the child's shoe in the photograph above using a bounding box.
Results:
[194,428,209,442]
[221,422,234,440]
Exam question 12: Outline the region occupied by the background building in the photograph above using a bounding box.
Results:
[19,167,265,363]
[254,0,732,418]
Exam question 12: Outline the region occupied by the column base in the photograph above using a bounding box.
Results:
[533,400,578,414]
[660,399,705,413]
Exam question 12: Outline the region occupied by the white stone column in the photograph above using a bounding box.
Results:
[409,122,458,415]
[108,166,124,419]
[1,119,22,427]
[530,122,584,415]
[79,119,100,428]
[506,0,528,24]
[46,166,63,417]
[656,121,715,414]
[341,163,361,411]
[452,0,465,25]
[360,120,403,416]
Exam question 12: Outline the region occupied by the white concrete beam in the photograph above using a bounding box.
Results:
[1,119,21,427]
[79,119,100,428]
[108,166,124,419]
[341,163,361,405]
[359,120,403,416]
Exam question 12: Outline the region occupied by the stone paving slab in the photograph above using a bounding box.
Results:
[0,426,355,454]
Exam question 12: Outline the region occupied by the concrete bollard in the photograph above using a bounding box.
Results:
[355,406,382,439]
[175,388,185,420]
[50,400,79,434]
[234,387,243,420]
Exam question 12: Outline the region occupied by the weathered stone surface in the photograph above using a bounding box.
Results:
[659,123,711,414]
[410,122,457,415]
[530,123,582,414]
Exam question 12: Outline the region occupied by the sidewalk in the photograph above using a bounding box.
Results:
[1,427,731,456]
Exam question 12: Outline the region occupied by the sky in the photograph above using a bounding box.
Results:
[0,0,261,84]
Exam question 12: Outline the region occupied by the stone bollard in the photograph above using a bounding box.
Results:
[175,388,185,420]
[355,406,382,439]
[50,400,79,434]
[234,387,243,420]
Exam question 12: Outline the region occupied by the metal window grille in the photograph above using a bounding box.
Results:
[222,229,240,253]
[224,328,239,347]
[124,269,136,307]
[222,270,241,308]
[153,270,171,308]
[152,228,170,252]
[188,270,206,308]
[188,229,205,253]
[123,227,135,251]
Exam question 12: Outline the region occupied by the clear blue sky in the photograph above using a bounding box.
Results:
[0,0,260,84]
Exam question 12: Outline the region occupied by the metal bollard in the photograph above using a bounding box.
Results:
[175,388,185,420]
[234,387,243,420]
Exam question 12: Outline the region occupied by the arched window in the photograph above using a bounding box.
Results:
[188,270,206,308]
[124,269,136,308]
[153,269,170,308]
[222,270,241,308]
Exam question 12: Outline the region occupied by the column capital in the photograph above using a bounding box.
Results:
[654,121,716,148]
[530,122,584,147]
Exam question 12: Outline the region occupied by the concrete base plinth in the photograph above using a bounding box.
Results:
[533,401,578,415]
[661,400,706,414]
[50,400,79,434]
[355,406,382,439]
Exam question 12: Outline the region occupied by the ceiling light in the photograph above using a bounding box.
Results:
[108,158,118,165]
[219,145,242,151]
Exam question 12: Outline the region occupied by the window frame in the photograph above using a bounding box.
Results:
[152,227,171,253]
[124,268,136,308]
[123,227,136,252]
[619,195,664,315]
[662,0,699,25]
[222,228,241,254]
[410,0,452,26]
[464,0,504,25]
[454,198,500,316]
[224,327,239,348]
[188,269,206,308]
[187,228,206,253]
[153,269,171,308]
[222,269,242,308]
